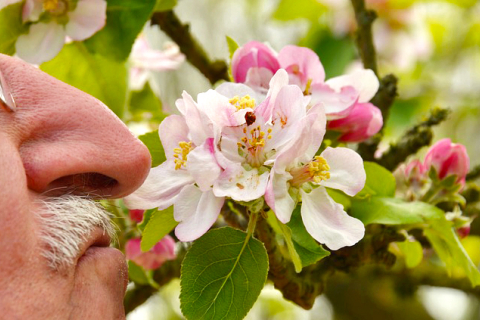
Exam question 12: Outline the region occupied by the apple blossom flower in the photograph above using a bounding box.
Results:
[123,92,225,242]
[231,42,380,120]
[125,236,176,270]
[424,138,469,184]
[9,0,107,64]
[327,102,383,142]
[129,37,185,90]
[265,123,366,250]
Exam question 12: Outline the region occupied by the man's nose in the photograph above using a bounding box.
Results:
[1,55,151,198]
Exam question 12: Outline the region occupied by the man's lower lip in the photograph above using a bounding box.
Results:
[78,246,129,292]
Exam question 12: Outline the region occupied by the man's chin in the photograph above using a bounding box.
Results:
[70,247,128,319]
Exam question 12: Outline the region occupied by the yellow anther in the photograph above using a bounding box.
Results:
[173,141,193,170]
[308,156,330,182]
[267,135,272,139]
[229,95,255,111]
[267,128,272,133]
[303,78,313,95]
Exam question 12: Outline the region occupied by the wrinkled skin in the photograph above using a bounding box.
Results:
[0,54,151,319]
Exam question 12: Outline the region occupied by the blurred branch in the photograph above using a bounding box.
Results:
[377,108,450,171]
[124,245,186,314]
[350,0,398,160]
[150,10,229,85]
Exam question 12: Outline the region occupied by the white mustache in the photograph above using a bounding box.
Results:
[36,195,116,271]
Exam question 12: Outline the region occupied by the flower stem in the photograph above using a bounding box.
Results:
[246,210,259,240]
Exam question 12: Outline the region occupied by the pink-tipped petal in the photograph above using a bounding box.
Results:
[158,115,190,161]
[66,0,107,41]
[187,138,222,191]
[326,69,379,103]
[174,186,224,242]
[16,21,66,65]
[424,138,470,183]
[310,83,357,117]
[327,102,383,143]
[300,187,365,250]
[278,45,325,88]
[231,41,279,83]
[319,147,366,196]
[265,172,296,224]
[123,162,194,210]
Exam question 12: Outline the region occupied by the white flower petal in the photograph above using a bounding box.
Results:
[66,0,107,41]
[123,161,194,210]
[159,115,190,161]
[310,83,357,117]
[320,147,366,196]
[174,186,224,241]
[197,89,241,127]
[180,91,212,145]
[326,69,379,103]
[215,82,259,102]
[213,164,269,201]
[300,187,365,250]
[187,138,221,191]
[265,172,296,223]
[16,22,66,65]
[255,69,289,121]
[21,0,43,22]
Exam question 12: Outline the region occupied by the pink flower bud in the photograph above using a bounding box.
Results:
[457,225,471,239]
[424,138,469,184]
[327,102,383,142]
[129,209,145,223]
[125,236,176,270]
[231,41,280,87]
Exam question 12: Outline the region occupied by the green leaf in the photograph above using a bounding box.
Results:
[128,260,150,285]
[273,0,327,22]
[180,227,268,320]
[129,82,166,122]
[138,208,155,232]
[0,3,28,55]
[84,0,156,61]
[287,207,330,267]
[424,220,480,286]
[226,36,239,60]
[141,207,178,252]
[395,240,423,268]
[41,43,127,118]
[155,0,177,11]
[138,130,166,167]
[326,188,351,210]
[351,197,444,226]
[356,162,396,198]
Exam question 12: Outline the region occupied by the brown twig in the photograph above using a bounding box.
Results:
[150,10,229,85]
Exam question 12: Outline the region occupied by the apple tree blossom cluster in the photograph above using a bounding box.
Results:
[124,41,387,251]
[1,0,107,64]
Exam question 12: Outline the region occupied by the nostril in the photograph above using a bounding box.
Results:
[44,173,119,197]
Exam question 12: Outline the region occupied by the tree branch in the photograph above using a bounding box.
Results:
[377,108,450,171]
[350,0,398,160]
[150,10,229,85]
[467,164,480,181]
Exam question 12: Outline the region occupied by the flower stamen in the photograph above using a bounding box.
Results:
[229,95,255,111]
[173,141,193,170]
[289,156,330,187]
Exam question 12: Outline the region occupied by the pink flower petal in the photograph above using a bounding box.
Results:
[265,172,296,223]
[123,161,194,210]
[300,187,365,250]
[16,21,66,64]
[187,138,222,191]
[66,0,107,41]
[424,138,469,183]
[159,115,190,161]
[232,41,279,83]
[319,147,366,196]
[326,69,379,103]
[21,0,42,22]
[278,45,325,89]
[125,236,176,270]
[310,83,357,117]
[174,186,224,242]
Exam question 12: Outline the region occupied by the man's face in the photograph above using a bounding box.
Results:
[0,54,151,319]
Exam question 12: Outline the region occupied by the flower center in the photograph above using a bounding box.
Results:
[43,0,68,15]
[237,126,272,167]
[229,95,255,111]
[289,156,330,187]
[173,141,193,170]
